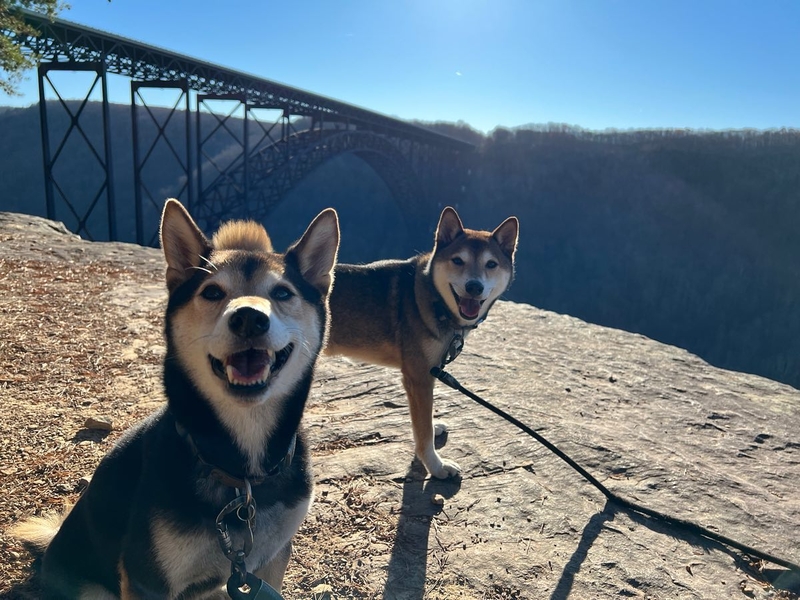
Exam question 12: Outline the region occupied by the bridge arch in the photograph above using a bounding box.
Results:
[194,129,426,232]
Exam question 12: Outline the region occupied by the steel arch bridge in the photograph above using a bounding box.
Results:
[197,129,427,229]
[4,9,473,245]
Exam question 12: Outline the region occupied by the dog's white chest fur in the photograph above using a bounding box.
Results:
[152,495,311,596]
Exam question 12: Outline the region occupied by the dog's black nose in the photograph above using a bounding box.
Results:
[228,307,270,338]
[465,280,484,297]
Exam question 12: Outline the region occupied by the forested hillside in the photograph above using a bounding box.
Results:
[2,103,799,389]
[448,124,800,389]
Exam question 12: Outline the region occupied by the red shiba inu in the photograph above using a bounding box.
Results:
[326,207,518,479]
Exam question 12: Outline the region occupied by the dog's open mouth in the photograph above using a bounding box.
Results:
[209,345,294,392]
[450,287,485,321]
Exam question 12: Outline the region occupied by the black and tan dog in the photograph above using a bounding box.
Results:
[326,207,518,479]
[13,199,339,598]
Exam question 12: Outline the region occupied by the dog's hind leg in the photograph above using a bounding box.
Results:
[403,368,461,479]
[255,541,292,591]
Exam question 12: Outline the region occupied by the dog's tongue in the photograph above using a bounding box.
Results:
[459,298,481,320]
[226,349,270,382]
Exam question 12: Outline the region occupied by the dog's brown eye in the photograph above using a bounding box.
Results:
[486,260,498,269]
[271,286,294,301]
[200,284,225,301]
[452,257,465,266]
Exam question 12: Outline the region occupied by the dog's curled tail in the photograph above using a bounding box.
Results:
[9,504,72,553]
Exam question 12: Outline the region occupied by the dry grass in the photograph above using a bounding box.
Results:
[0,255,163,596]
[288,476,398,597]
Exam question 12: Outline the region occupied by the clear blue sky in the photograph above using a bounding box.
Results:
[2,0,798,132]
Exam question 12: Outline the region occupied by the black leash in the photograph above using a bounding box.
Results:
[430,364,800,574]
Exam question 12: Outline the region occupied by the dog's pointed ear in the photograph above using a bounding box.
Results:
[160,199,211,293]
[434,206,464,248]
[287,208,340,294]
[492,216,519,260]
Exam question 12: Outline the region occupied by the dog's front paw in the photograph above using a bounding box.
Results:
[433,422,449,437]
[429,457,461,479]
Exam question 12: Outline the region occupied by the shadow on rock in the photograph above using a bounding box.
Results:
[71,428,111,444]
[383,457,461,600]
[624,502,800,595]
[549,501,615,600]
[550,499,800,600]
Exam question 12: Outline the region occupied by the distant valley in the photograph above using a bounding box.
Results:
[2,102,799,389]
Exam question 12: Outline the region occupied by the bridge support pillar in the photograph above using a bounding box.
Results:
[131,80,192,246]
[194,94,250,231]
[37,61,116,241]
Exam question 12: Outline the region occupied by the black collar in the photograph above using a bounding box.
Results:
[433,299,485,333]
[432,300,486,369]
[175,422,296,488]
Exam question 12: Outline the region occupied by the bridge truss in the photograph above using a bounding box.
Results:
[5,9,473,244]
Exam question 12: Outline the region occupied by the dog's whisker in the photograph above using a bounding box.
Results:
[282,330,321,360]
[186,265,214,276]
[177,333,217,350]
[198,254,218,271]
[295,346,316,361]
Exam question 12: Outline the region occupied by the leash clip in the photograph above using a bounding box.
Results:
[215,480,256,562]
[430,365,461,390]
[440,332,465,368]
[215,479,278,599]
[227,570,285,600]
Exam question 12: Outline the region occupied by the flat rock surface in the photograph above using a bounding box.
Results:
[0,211,798,599]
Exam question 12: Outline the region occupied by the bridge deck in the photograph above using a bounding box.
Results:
[9,8,473,150]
